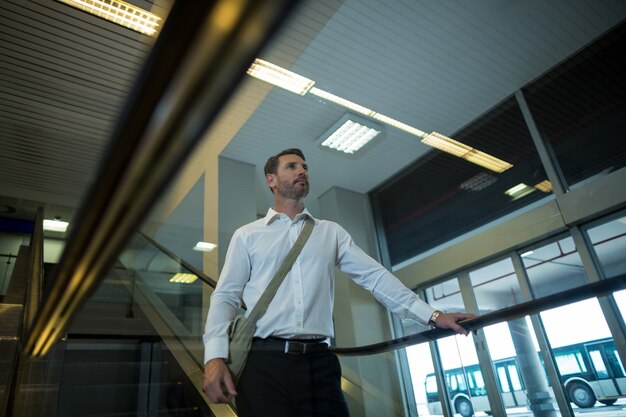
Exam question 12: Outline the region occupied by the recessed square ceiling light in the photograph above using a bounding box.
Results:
[318,114,384,155]
[247,59,315,95]
[57,0,162,36]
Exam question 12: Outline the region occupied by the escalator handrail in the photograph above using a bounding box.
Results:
[22,0,302,357]
[330,273,626,356]
[22,206,44,336]
[137,231,217,288]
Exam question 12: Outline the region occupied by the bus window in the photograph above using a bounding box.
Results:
[425,375,438,394]
[450,373,458,391]
[589,349,609,379]
[455,373,468,391]
[606,347,625,378]
[497,367,511,392]
[555,352,587,375]
[472,370,486,396]
[508,364,523,391]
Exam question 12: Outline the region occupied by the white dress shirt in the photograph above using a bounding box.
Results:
[203,208,435,364]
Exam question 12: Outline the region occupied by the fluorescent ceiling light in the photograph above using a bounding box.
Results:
[57,0,162,36]
[521,250,534,257]
[309,87,375,117]
[319,114,383,155]
[193,241,217,252]
[247,59,514,173]
[371,113,427,138]
[505,183,536,200]
[310,88,429,138]
[247,59,315,95]
[422,132,513,173]
[534,180,553,193]
[43,219,69,232]
[170,273,198,284]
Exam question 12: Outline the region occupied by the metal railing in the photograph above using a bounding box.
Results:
[331,272,626,356]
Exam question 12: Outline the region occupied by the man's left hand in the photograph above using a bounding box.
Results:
[434,312,476,336]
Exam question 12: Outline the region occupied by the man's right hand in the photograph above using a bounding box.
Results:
[203,358,237,404]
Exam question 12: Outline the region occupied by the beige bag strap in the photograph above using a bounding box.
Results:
[247,217,314,323]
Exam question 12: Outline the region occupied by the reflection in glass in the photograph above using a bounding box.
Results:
[117,234,205,339]
[522,236,588,298]
[0,254,16,297]
[523,22,626,188]
[373,97,549,265]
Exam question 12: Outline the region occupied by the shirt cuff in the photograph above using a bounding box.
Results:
[204,335,229,365]
[410,299,437,325]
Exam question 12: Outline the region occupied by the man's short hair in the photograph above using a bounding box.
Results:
[264,148,306,176]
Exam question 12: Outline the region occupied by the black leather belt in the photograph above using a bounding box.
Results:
[252,337,329,354]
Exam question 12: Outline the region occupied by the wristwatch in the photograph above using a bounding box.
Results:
[428,310,442,328]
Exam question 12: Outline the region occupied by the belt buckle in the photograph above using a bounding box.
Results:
[284,340,307,354]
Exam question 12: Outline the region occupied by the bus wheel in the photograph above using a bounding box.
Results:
[455,397,474,417]
[599,399,617,406]
[568,382,596,408]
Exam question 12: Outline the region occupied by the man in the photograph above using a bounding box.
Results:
[203,148,474,416]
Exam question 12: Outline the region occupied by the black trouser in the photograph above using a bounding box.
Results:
[236,338,351,417]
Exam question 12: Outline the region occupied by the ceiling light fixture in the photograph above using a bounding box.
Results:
[309,87,375,117]
[319,114,383,155]
[422,132,513,173]
[521,250,534,257]
[534,180,553,193]
[193,241,217,252]
[248,59,514,172]
[371,113,427,138]
[170,273,198,284]
[57,0,162,36]
[43,219,69,232]
[247,59,315,95]
[505,183,536,200]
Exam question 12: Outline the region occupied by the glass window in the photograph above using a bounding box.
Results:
[607,347,625,377]
[470,370,487,396]
[555,352,586,375]
[523,22,626,188]
[372,96,549,265]
[425,375,438,394]
[508,365,523,391]
[522,235,588,298]
[587,215,626,279]
[498,367,511,392]
[589,349,609,379]
[422,278,483,417]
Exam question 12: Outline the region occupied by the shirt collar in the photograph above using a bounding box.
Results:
[264,207,314,225]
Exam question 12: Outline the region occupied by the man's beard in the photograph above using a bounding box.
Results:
[276,179,309,200]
